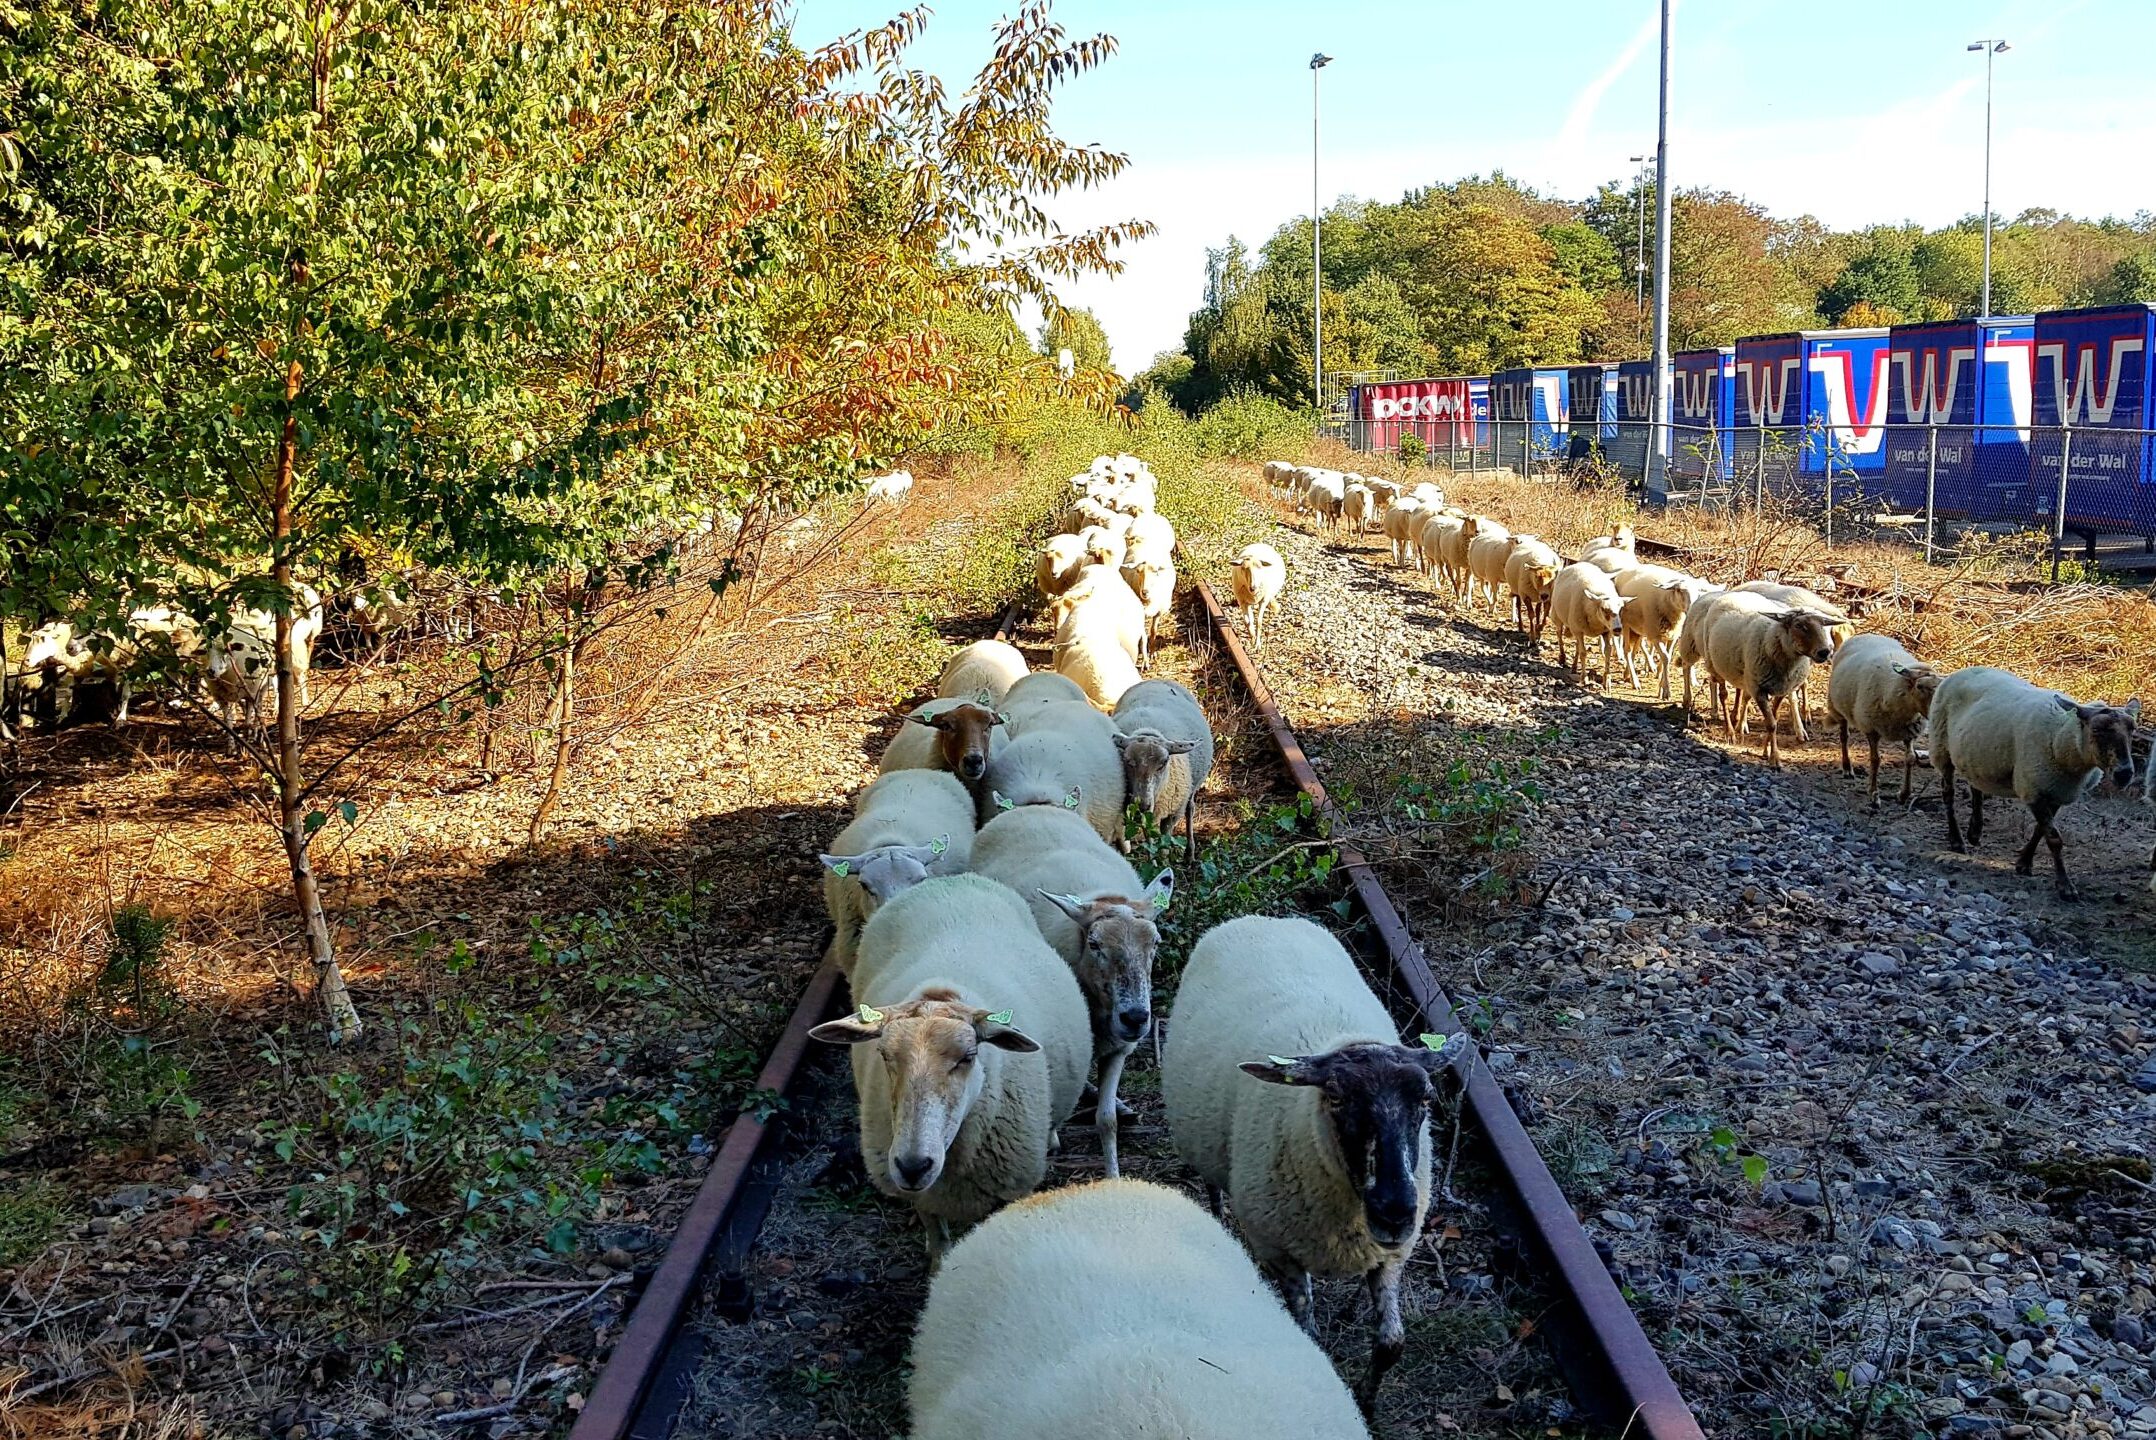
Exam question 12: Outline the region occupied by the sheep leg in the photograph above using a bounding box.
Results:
[1600,634,1615,691]
[1866,734,1882,810]
[1358,1259,1407,1417]
[1267,1263,1316,1336]
[1838,719,1854,777]
[1967,788,1986,845]
[1205,1183,1225,1219]
[1942,759,1966,852]
[1901,740,1917,809]
[1094,1044,1131,1181]
[1760,695,1782,768]
[1622,638,1641,691]
[1680,657,1694,722]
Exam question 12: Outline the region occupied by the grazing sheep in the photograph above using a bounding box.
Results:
[1163,916,1473,1414]
[938,639,1029,704]
[1612,565,1717,696]
[1050,566,1144,667]
[1341,483,1376,534]
[1929,668,2140,899]
[864,469,914,506]
[1381,497,1427,568]
[983,700,1126,843]
[970,805,1171,1179]
[1112,679,1215,859]
[880,695,1007,806]
[1263,460,1300,493]
[1000,670,1089,720]
[1502,537,1563,641]
[1462,522,1516,611]
[821,769,977,980]
[1699,605,1842,767]
[1118,556,1176,666]
[1825,635,1942,810]
[908,1179,1371,1440]
[204,584,328,748]
[3,621,76,733]
[1735,579,1854,737]
[1547,562,1629,686]
[810,875,1089,1263]
[1409,481,1446,506]
[1231,544,1287,651]
[1035,534,1089,600]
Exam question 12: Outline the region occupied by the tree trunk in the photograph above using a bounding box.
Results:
[272,358,360,1043]
[528,581,585,845]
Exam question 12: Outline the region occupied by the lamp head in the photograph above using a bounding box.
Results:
[1310,52,1332,69]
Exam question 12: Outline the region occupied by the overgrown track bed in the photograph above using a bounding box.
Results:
[1245,511,2156,1439]
[580,574,1715,1439]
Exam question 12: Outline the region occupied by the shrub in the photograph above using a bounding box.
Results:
[1187,390,1311,461]
[1398,431,1426,465]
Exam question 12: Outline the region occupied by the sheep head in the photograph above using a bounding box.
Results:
[2056,694,2141,789]
[1888,662,1943,714]
[1239,1033,1474,1248]
[1112,729,1196,815]
[820,838,949,909]
[1038,870,1171,1046]
[908,700,1000,782]
[808,994,1040,1193]
[1773,609,1840,665]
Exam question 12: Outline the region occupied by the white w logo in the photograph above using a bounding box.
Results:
[1621,372,1654,414]
[2037,337,2145,423]
[1675,368,1717,418]
[1737,358,1799,424]
[1893,346,1973,424]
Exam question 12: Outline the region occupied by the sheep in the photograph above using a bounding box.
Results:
[1263,460,1300,493]
[1118,555,1176,665]
[1824,634,1941,810]
[1050,565,1144,666]
[1000,670,1090,721]
[1582,523,1636,555]
[1380,497,1426,568]
[810,875,1089,1263]
[206,584,327,747]
[863,469,914,507]
[1502,537,1562,641]
[1928,668,2140,899]
[938,639,1029,704]
[880,695,1007,806]
[3,621,76,733]
[1113,679,1215,859]
[969,804,1171,1179]
[1612,565,1717,696]
[1462,522,1516,611]
[1163,915,1474,1414]
[1341,483,1376,534]
[1413,511,1462,589]
[1108,471,1157,516]
[1059,498,1117,536]
[1054,621,1142,711]
[908,1179,1371,1440]
[1122,511,1176,568]
[1673,588,1778,728]
[1408,481,1445,506]
[1699,604,1842,767]
[983,700,1126,843]
[1547,562,1629,686]
[1303,474,1345,532]
[1434,512,1484,598]
[1736,579,1855,737]
[1230,543,1286,651]
[1035,534,1088,599]
[1076,525,1127,572]
[821,768,977,980]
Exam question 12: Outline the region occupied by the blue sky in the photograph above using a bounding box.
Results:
[793,1,2154,371]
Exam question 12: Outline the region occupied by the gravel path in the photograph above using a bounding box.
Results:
[1247,516,2156,1439]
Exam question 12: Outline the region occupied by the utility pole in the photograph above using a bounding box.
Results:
[1630,153,1650,350]
[1967,39,2009,318]
[1645,0,1675,494]
[1311,52,1332,427]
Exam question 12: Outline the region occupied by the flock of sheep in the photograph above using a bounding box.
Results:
[814,454,1468,1436]
[1263,461,2150,901]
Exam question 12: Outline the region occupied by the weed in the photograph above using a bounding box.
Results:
[1125,794,1344,985]
[0,1177,68,1264]
[820,605,949,706]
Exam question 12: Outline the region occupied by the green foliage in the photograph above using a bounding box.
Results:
[1040,307,1117,377]
[1821,230,1924,324]
[1390,750,1544,893]
[62,906,202,1148]
[822,605,950,705]
[0,1178,68,1266]
[1397,431,1426,465]
[1185,392,1311,462]
[1126,795,1345,988]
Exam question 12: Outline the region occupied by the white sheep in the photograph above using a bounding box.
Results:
[1058,498,1117,536]
[1929,668,2140,899]
[1434,512,1483,598]
[1035,534,1088,600]
[1112,678,1214,858]
[205,583,327,748]
[1076,525,1128,572]
[3,621,76,733]
[1000,670,1090,721]
[1673,588,1779,728]
[1824,634,1942,810]
[983,700,1126,843]
[810,875,1089,1262]
[821,768,977,979]
[970,804,1171,1179]
[908,1179,1371,1440]
[1122,511,1176,568]
[879,695,1007,805]
[1381,497,1426,568]
[1304,476,1345,532]
[1503,537,1562,641]
[1049,565,1144,667]
[1409,481,1445,506]
[1699,604,1842,767]
[1735,579,1854,738]
[1462,522,1515,611]
[1582,524,1636,556]
[1118,556,1175,666]
[1548,562,1629,686]
[1612,565,1716,696]
[938,639,1029,703]
[1163,915,1473,1414]
[863,469,914,506]
[1053,621,1142,711]
[1230,543,1286,651]
[1341,483,1376,534]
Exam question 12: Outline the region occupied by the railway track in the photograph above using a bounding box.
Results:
[568,578,1708,1440]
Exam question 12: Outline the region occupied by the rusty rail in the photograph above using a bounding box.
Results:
[1193,577,1705,1440]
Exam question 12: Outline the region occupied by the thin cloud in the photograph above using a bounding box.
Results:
[1553,6,1661,153]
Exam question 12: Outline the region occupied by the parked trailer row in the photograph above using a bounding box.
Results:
[1346,301,2156,541]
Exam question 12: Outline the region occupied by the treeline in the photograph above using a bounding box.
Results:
[1138,172,2156,411]
[0,0,1143,1038]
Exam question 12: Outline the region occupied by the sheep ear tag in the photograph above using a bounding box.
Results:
[984,1010,1013,1026]
[1061,786,1081,810]
[855,1004,884,1025]
[995,794,1015,812]
[929,835,949,857]
[830,860,849,877]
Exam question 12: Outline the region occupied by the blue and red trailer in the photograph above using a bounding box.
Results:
[2030,304,2156,535]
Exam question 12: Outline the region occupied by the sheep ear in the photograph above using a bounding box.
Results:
[904,711,944,730]
[1112,732,1131,752]
[1240,1056,1316,1087]
[1416,1031,1476,1074]
[809,1006,885,1045]
[1165,738,1196,754]
[2054,694,2078,714]
[819,853,856,879]
[975,1011,1040,1053]
[1036,889,1093,924]
[1143,869,1174,913]
[2125,698,2142,722]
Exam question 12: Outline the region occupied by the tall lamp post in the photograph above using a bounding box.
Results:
[1967,39,2008,318]
[1645,1,1674,494]
[1310,52,1332,427]
[1629,153,1650,349]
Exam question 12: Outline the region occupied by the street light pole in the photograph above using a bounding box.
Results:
[1646,1,1675,495]
[1311,52,1331,427]
[1967,39,2008,319]
[1629,153,1649,349]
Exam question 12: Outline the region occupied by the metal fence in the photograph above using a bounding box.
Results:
[1344,412,2156,579]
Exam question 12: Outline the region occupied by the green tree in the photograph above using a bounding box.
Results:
[1040,307,1116,376]
[1821,231,1925,324]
